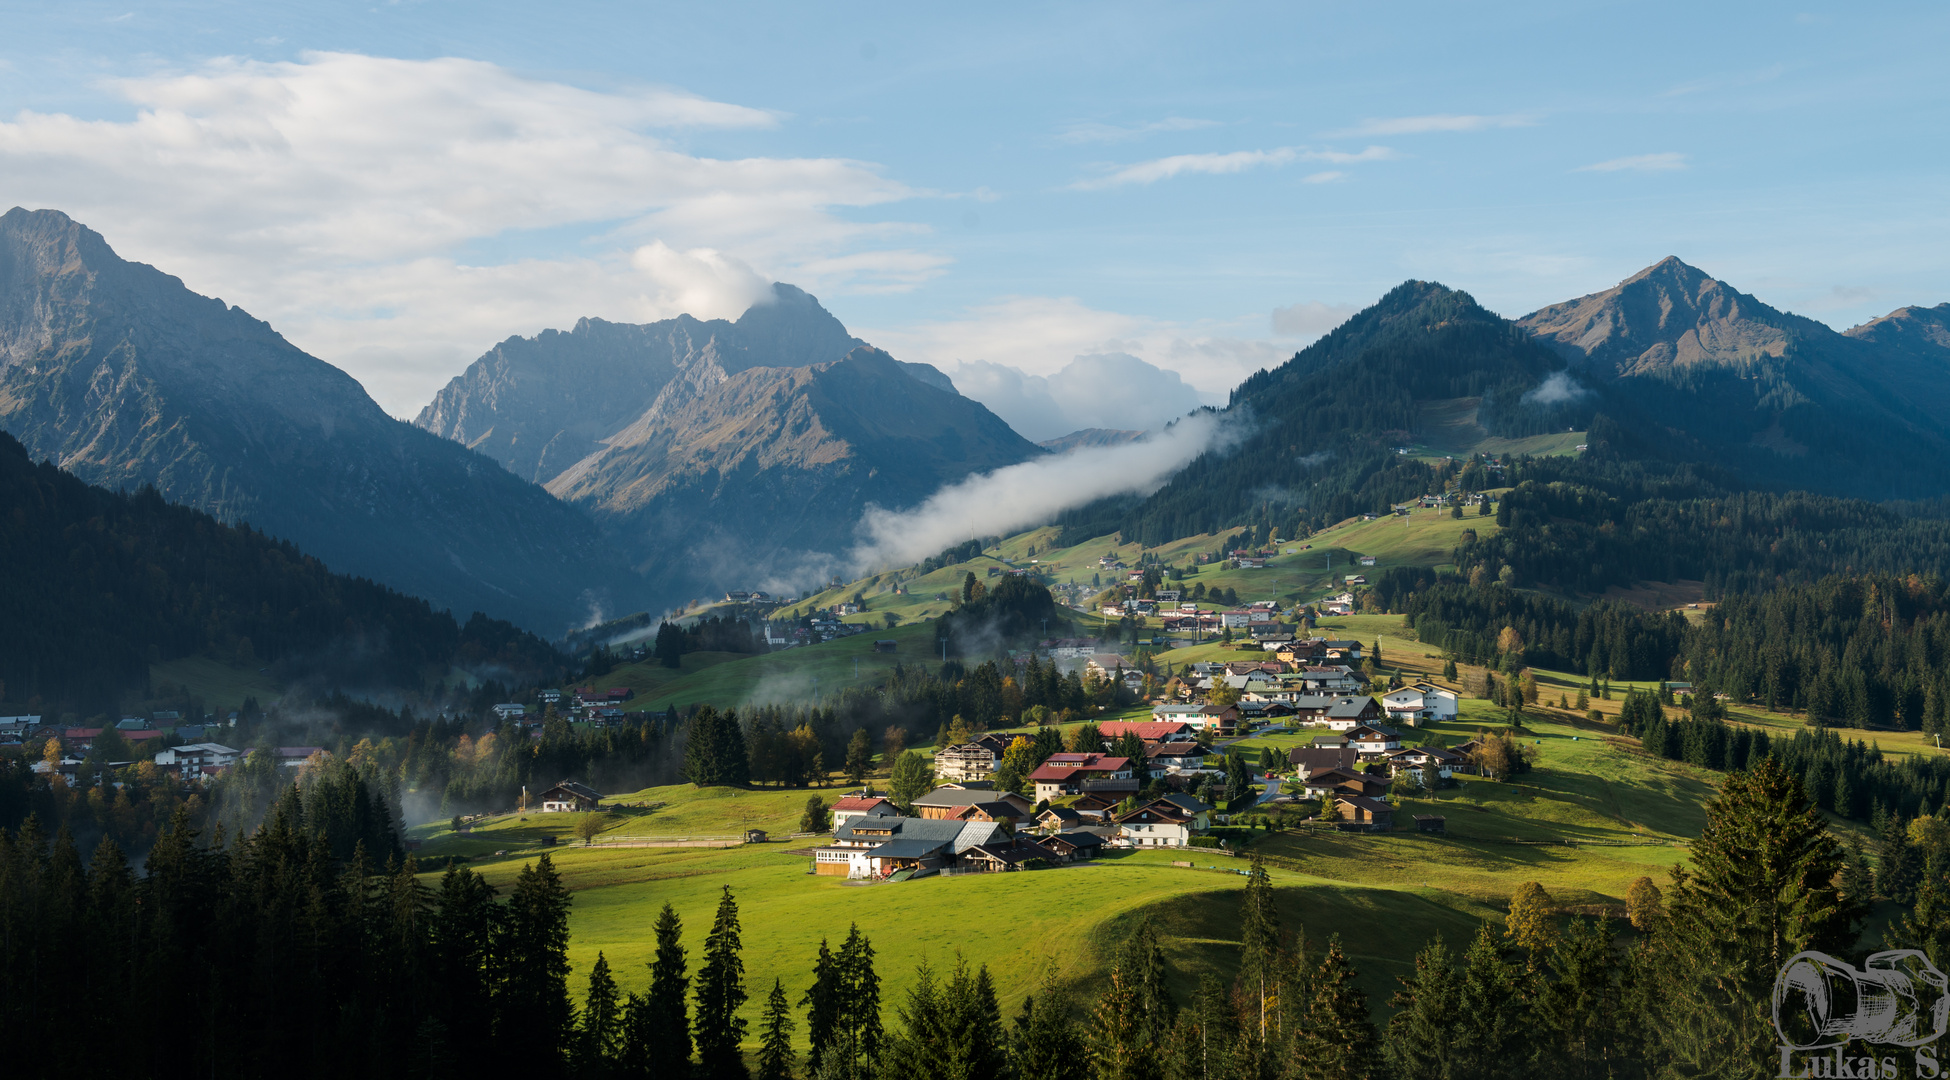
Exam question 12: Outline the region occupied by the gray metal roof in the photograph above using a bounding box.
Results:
[911,787,994,807]
[832,816,968,845]
[865,838,951,859]
[953,820,1005,853]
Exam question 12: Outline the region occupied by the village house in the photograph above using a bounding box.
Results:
[911,786,1036,820]
[1144,740,1211,772]
[1097,720,1197,743]
[1036,805,1082,831]
[814,815,1066,878]
[1346,723,1404,759]
[1381,684,1459,726]
[1028,754,1138,803]
[1286,745,1360,779]
[1336,795,1395,831]
[1039,830,1107,862]
[1298,666,1362,693]
[1198,703,1243,734]
[153,742,240,779]
[934,733,1014,783]
[830,794,898,829]
[1384,745,1467,783]
[1315,639,1364,660]
[1298,767,1393,801]
[1111,793,1213,847]
[1150,703,1209,726]
[1289,696,1381,729]
[537,781,602,813]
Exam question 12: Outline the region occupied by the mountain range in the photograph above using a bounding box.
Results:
[9,202,1950,631]
[0,207,642,633]
[416,287,1041,591]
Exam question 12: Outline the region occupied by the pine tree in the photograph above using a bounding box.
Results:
[801,938,841,1076]
[844,728,875,785]
[432,864,500,1075]
[1453,922,1526,1078]
[757,978,795,1080]
[835,924,884,1071]
[1382,935,1459,1079]
[495,854,575,1070]
[1238,856,1281,1038]
[578,952,623,1075]
[623,902,690,1079]
[1641,758,1848,1076]
[1443,658,1458,681]
[694,887,749,1080]
[1011,966,1088,1080]
[1088,968,1159,1080]
[800,795,829,833]
[1877,812,1922,903]
[803,924,882,1078]
[1297,938,1380,1080]
[1537,918,1626,1080]
[1168,973,1241,1080]
[1114,919,1177,1043]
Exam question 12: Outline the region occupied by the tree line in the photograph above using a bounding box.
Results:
[6,755,1910,1079]
[0,430,564,715]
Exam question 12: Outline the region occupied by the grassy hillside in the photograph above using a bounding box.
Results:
[1412,396,1586,459]
[410,601,1752,1047]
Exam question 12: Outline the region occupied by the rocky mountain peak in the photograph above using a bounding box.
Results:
[1517,257,1817,377]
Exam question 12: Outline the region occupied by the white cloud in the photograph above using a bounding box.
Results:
[1520,371,1591,406]
[1271,301,1358,338]
[860,294,1289,400]
[1303,171,1346,184]
[1337,113,1537,136]
[1056,116,1223,144]
[945,353,1206,443]
[1070,145,1394,190]
[849,411,1242,573]
[0,51,936,414]
[1576,152,1689,173]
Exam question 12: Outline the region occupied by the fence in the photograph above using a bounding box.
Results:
[582,834,744,849]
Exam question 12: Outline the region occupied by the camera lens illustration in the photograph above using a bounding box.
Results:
[1773,950,1950,1050]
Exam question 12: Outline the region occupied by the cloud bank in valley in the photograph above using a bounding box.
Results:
[945,352,1205,443]
[848,410,1240,573]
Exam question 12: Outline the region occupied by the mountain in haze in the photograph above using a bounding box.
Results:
[1518,257,1950,496]
[0,207,643,633]
[1038,428,1149,452]
[417,289,1041,592]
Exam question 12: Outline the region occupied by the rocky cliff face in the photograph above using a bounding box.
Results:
[545,346,1040,573]
[414,284,870,486]
[417,288,1037,591]
[0,207,641,634]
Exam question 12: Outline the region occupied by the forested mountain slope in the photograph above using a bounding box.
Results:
[1057,263,1950,559]
[0,207,641,633]
[1055,280,1598,546]
[0,431,563,713]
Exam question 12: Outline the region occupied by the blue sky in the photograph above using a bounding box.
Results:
[2,1,1945,429]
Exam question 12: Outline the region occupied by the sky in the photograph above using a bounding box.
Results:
[1,1,1946,432]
